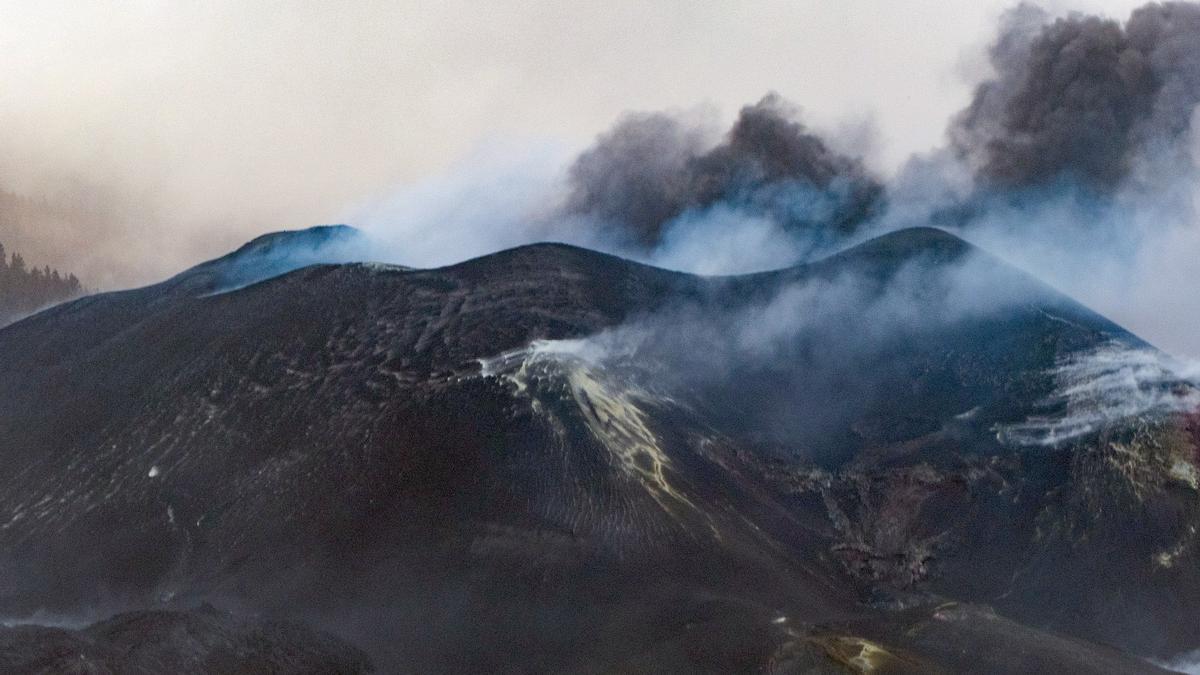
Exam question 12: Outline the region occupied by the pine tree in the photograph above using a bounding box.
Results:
[0,241,85,326]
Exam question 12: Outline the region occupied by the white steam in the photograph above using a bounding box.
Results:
[338,120,1200,366]
[481,247,1041,413]
[999,344,1200,446]
[339,2,1200,360]
[346,136,850,276]
[1157,650,1200,674]
[345,138,585,268]
[893,170,1200,360]
[652,204,826,276]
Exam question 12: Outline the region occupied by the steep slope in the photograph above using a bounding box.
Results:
[0,226,1195,672]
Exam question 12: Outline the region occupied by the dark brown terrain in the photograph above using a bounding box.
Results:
[0,225,1195,672]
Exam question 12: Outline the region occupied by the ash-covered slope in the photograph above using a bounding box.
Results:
[0,226,1195,672]
[0,605,372,674]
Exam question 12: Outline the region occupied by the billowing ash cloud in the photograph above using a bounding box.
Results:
[564,93,884,249]
[560,112,711,248]
[869,1,1200,360]
[951,2,1200,192]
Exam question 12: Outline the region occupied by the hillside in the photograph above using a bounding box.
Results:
[0,226,1195,672]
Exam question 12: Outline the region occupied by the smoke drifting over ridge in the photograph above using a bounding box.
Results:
[353,1,1200,357]
[563,94,883,249]
[0,1,1020,289]
[907,1,1200,360]
[4,1,1200,358]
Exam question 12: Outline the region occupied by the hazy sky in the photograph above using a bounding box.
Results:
[0,0,1152,286]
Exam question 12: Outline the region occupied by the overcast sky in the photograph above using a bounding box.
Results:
[0,0,1151,285]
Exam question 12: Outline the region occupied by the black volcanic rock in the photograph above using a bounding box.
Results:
[169,223,370,295]
[0,605,372,674]
[0,226,1195,672]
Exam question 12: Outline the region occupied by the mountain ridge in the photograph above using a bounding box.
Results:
[0,225,1195,672]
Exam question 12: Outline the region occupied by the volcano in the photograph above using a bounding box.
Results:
[0,226,1196,673]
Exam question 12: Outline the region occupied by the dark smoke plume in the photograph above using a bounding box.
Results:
[564,93,884,249]
[952,2,1200,192]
